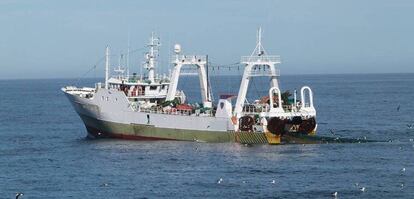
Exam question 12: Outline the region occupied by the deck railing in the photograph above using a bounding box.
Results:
[241,103,308,114]
[241,55,281,63]
[171,55,207,63]
[132,105,213,117]
[248,68,280,77]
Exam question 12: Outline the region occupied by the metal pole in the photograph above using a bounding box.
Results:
[206,55,210,101]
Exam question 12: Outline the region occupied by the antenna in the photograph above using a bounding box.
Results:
[127,32,130,77]
[105,46,110,89]
[251,27,267,56]
[257,27,262,49]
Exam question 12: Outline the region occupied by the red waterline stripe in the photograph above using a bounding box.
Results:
[85,125,177,141]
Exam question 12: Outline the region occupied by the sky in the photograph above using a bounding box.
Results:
[0,0,413,79]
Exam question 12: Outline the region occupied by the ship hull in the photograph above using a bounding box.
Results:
[78,113,322,144]
[63,88,317,144]
[79,113,238,142]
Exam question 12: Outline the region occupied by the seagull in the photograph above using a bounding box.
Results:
[360,187,366,192]
[271,180,276,184]
[329,129,335,136]
[217,178,223,184]
[401,183,405,189]
[401,168,406,173]
[332,192,338,198]
[16,193,24,199]
[407,124,413,129]
[100,183,109,187]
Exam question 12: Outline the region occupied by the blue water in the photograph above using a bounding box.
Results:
[0,73,413,198]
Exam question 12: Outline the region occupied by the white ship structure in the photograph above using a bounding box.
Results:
[62,29,317,144]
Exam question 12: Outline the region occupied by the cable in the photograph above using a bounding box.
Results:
[73,47,146,86]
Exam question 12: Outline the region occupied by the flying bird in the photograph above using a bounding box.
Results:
[399,168,406,176]
[16,193,24,199]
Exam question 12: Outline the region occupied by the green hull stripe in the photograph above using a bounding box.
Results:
[80,114,242,143]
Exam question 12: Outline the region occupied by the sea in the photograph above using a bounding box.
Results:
[0,73,413,198]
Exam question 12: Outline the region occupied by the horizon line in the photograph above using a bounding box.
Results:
[0,72,413,81]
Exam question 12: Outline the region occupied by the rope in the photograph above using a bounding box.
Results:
[73,56,106,86]
[72,47,146,86]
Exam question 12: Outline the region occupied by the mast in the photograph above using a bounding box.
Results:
[105,46,110,89]
[251,27,267,57]
[144,32,160,83]
[114,53,125,79]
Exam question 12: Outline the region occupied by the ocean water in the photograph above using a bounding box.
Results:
[0,73,413,198]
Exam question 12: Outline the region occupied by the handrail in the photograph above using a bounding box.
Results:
[249,69,280,77]
[171,55,207,63]
[241,103,308,114]
[135,106,213,117]
[241,55,281,63]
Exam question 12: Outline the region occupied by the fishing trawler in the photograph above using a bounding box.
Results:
[62,29,317,144]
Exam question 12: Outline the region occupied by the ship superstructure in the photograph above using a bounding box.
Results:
[62,29,317,144]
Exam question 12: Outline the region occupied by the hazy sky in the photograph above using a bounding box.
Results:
[1,0,413,79]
